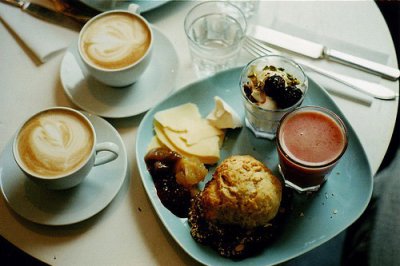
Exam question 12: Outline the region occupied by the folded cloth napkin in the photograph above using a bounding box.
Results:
[0,2,78,63]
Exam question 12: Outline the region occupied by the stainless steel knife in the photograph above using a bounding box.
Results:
[1,0,83,31]
[248,24,400,80]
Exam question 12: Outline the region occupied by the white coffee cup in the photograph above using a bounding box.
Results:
[13,107,120,190]
[78,4,153,87]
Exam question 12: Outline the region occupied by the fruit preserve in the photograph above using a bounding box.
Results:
[276,106,348,192]
[144,147,207,217]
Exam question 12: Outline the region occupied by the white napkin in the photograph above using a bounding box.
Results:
[0,2,78,63]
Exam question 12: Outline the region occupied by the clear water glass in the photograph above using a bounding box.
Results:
[184,1,247,78]
[228,0,259,19]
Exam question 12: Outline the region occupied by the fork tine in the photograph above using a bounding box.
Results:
[244,38,266,57]
[243,39,262,57]
[243,37,282,58]
[247,37,272,54]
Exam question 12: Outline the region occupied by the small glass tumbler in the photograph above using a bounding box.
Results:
[276,106,348,193]
[228,0,260,19]
[184,1,247,78]
[240,55,308,139]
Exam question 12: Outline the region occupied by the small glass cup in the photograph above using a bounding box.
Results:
[276,106,348,193]
[184,1,247,78]
[228,0,260,19]
[240,55,308,139]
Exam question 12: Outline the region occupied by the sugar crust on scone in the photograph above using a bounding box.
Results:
[200,155,282,229]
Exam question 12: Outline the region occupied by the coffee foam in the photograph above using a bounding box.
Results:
[80,13,151,70]
[17,110,94,178]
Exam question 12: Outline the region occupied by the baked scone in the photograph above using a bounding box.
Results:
[201,155,282,228]
[189,155,287,259]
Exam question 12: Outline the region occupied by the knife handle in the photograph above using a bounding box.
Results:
[325,48,400,80]
[296,58,397,100]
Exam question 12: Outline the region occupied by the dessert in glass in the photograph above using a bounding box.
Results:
[240,55,308,139]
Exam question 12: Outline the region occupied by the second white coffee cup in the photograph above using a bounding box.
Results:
[78,4,153,87]
[13,107,120,190]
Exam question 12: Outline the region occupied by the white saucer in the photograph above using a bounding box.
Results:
[0,112,128,226]
[60,26,178,118]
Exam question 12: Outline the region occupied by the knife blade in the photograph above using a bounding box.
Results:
[1,0,83,31]
[248,24,400,80]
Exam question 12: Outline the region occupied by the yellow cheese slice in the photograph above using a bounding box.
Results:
[154,124,177,150]
[154,122,220,164]
[164,127,220,157]
[181,119,224,145]
[154,103,202,132]
[147,136,164,151]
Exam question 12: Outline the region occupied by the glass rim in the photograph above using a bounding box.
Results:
[183,1,248,42]
[276,105,349,169]
[240,54,308,113]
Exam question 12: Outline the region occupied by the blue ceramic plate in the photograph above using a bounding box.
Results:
[135,67,372,265]
[81,0,170,13]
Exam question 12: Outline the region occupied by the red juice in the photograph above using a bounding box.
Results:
[276,106,348,190]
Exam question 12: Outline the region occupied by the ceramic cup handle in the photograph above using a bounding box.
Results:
[94,142,119,166]
[128,3,141,14]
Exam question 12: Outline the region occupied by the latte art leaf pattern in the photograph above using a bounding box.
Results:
[17,110,94,178]
[81,13,151,69]
[38,121,71,149]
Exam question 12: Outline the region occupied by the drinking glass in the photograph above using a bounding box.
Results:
[228,0,259,19]
[184,1,247,78]
[276,106,348,193]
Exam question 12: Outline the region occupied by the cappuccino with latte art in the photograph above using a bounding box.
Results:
[80,12,151,70]
[16,109,94,178]
[13,107,120,190]
[78,9,153,87]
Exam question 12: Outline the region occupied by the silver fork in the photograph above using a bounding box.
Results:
[243,37,397,100]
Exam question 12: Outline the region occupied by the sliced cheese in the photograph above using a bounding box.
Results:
[164,127,220,157]
[154,103,202,132]
[151,101,236,165]
[207,96,242,129]
[153,122,180,152]
[154,121,220,164]
[147,136,164,151]
[181,119,224,145]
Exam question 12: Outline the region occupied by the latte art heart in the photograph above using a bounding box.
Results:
[17,110,94,178]
[31,120,87,167]
[81,13,151,70]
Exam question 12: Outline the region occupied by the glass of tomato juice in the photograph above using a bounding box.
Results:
[276,106,348,193]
